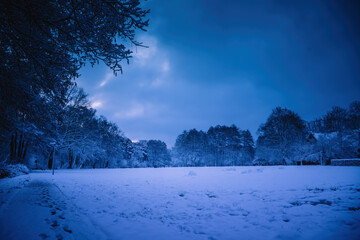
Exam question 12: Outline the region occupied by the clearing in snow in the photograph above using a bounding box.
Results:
[0,166,359,240]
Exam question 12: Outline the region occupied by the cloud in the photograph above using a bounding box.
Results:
[114,102,165,120]
[89,93,106,110]
[99,72,114,87]
[91,100,103,109]
[151,78,164,87]
[149,60,170,87]
[133,35,158,66]
[125,104,145,118]
[115,103,145,119]
[127,35,172,88]
[162,60,170,73]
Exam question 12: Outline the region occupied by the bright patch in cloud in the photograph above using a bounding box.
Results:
[151,78,164,87]
[99,72,114,87]
[114,102,164,120]
[125,105,145,118]
[115,103,145,119]
[162,60,170,73]
[91,100,103,109]
[127,35,173,89]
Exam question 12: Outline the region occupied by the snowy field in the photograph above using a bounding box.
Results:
[0,166,360,240]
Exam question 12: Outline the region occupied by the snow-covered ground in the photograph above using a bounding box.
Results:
[0,166,360,240]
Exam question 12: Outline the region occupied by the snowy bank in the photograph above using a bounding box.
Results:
[331,159,360,166]
[0,164,29,179]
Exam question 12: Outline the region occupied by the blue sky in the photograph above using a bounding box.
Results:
[78,0,360,147]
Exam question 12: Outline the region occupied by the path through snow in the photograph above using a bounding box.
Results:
[0,175,105,240]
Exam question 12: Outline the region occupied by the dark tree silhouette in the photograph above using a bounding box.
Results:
[0,0,149,168]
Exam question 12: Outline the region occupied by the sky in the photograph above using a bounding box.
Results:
[77,0,360,148]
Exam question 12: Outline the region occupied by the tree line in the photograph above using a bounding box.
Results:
[172,126,254,166]
[2,96,359,169]
[173,102,360,167]
[1,79,172,169]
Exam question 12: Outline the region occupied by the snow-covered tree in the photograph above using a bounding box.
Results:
[240,130,255,165]
[173,125,255,167]
[256,107,308,165]
[304,101,360,164]
[130,141,148,168]
[207,125,243,166]
[146,140,171,167]
[322,106,348,133]
[348,101,360,130]
[174,129,209,166]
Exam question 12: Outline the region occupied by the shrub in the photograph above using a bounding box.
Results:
[0,163,30,179]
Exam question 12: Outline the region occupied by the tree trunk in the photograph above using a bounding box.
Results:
[52,147,56,175]
[10,132,16,163]
[48,148,54,170]
[9,132,28,164]
[16,133,23,163]
[68,148,73,169]
[22,141,28,162]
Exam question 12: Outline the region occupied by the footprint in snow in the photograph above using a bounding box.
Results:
[39,233,50,239]
[348,207,360,211]
[206,193,216,198]
[51,220,59,228]
[63,225,72,234]
[56,233,64,240]
[289,201,303,206]
[342,220,355,226]
[310,199,332,206]
[225,167,236,171]
[187,171,197,176]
